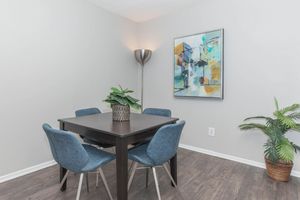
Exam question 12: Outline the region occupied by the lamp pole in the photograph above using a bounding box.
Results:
[134,49,152,112]
[141,63,144,111]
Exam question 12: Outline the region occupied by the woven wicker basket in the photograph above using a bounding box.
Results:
[112,104,130,121]
[265,157,293,182]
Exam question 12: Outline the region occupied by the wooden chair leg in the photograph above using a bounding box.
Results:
[145,168,149,188]
[76,173,84,200]
[59,170,69,190]
[85,173,89,192]
[163,164,185,200]
[152,167,161,200]
[99,168,113,200]
[128,162,138,190]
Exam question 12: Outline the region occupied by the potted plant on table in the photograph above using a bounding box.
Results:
[239,98,300,182]
[104,86,141,121]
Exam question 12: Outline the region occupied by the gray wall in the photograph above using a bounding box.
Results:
[1,0,300,177]
[0,0,138,176]
[137,0,300,171]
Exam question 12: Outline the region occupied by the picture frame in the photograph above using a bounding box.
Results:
[173,29,224,99]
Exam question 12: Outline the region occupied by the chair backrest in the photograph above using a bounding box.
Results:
[75,107,101,117]
[146,121,185,165]
[42,124,89,172]
[143,108,171,117]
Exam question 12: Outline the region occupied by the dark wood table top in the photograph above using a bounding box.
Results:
[58,112,178,138]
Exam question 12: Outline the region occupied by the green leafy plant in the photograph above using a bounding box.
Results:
[239,98,300,164]
[104,86,141,110]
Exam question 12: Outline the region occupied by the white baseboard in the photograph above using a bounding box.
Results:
[1,144,299,184]
[0,160,56,183]
[179,143,300,178]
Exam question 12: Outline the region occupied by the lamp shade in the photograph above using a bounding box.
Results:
[134,49,152,66]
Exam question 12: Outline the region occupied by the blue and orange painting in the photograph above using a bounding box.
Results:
[174,29,224,98]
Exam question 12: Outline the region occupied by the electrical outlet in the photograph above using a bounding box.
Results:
[208,127,215,136]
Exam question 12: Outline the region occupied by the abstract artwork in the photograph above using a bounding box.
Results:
[174,29,224,99]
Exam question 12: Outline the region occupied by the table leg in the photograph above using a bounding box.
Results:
[116,137,128,200]
[59,121,67,191]
[170,154,177,187]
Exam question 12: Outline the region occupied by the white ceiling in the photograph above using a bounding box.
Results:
[88,0,200,22]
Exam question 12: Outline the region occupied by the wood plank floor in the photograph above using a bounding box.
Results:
[1,148,299,200]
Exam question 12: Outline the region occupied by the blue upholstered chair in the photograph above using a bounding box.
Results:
[43,124,114,200]
[128,121,185,200]
[143,108,171,117]
[75,108,114,148]
[75,107,101,117]
[141,108,172,146]
[138,108,172,187]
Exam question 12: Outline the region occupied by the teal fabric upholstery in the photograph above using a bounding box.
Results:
[128,121,185,167]
[81,144,115,171]
[43,124,115,173]
[127,144,154,166]
[143,108,171,117]
[75,108,101,117]
[136,108,172,145]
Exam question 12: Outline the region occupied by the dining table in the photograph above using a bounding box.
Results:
[58,112,179,200]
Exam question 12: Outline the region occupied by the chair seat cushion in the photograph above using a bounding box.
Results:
[128,143,155,167]
[81,144,115,172]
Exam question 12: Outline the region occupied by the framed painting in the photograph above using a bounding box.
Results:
[174,29,224,99]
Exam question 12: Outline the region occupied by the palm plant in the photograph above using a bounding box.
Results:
[104,86,141,110]
[239,98,300,164]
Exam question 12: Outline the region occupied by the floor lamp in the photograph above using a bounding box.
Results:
[134,49,152,112]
